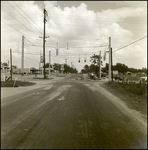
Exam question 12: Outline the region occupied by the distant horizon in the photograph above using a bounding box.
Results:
[1,1,147,72]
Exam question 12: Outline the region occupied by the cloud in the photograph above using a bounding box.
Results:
[1,1,147,71]
[116,1,147,8]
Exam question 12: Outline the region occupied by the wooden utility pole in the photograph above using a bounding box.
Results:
[43,8,46,79]
[65,59,67,75]
[111,47,113,81]
[109,37,111,81]
[49,50,51,79]
[99,50,101,79]
[56,43,59,56]
[21,35,24,81]
[10,49,12,81]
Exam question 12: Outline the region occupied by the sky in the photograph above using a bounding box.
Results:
[1,1,147,72]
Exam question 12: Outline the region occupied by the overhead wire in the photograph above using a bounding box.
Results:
[49,14,146,24]
[49,22,146,31]
[24,56,39,62]
[113,36,147,52]
[7,1,43,35]
[1,9,40,37]
[13,1,44,32]
[1,20,25,36]
[3,2,57,47]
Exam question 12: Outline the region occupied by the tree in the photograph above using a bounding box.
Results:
[90,54,103,76]
[12,65,17,68]
[82,64,89,73]
[114,63,128,73]
[102,63,109,73]
[43,63,52,68]
[90,54,103,66]
[2,62,8,66]
[53,63,60,70]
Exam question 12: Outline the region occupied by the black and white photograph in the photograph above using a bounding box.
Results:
[1,1,147,149]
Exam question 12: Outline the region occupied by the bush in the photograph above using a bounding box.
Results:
[124,82,147,95]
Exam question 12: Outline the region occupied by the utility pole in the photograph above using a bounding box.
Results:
[43,8,47,79]
[111,47,113,81]
[56,43,59,56]
[65,59,67,75]
[99,50,101,79]
[109,37,111,81]
[49,50,51,79]
[10,49,12,81]
[21,35,24,81]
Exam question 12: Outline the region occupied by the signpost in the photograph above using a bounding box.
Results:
[61,64,64,75]
[13,77,17,87]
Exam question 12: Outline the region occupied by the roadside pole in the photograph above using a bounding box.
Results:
[43,8,46,79]
[109,37,111,81]
[99,50,101,79]
[21,35,24,82]
[111,47,113,81]
[65,59,67,75]
[10,48,12,81]
[49,50,51,79]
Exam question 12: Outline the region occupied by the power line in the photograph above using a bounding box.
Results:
[49,22,146,31]
[1,20,24,35]
[113,36,147,52]
[10,11,146,24]
[2,9,40,37]
[12,1,43,34]
[11,1,57,47]
[24,56,39,62]
[49,14,146,24]
[69,45,108,48]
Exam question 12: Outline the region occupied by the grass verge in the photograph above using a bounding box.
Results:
[100,81,147,115]
[1,80,36,87]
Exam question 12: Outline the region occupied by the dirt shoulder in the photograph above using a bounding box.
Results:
[99,82,147,116]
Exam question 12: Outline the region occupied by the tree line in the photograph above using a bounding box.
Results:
[81,54,147,75]
[43,63,78,74]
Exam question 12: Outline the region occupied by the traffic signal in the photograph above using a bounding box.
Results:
[78,59,80,63]
[84,59,86,62]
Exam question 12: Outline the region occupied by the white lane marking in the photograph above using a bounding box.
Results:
[1,84,72,137]
[43,85,53,90]
[58,96,65,101]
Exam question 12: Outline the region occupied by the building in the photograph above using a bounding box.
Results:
[113,70,118,75]
[13,68,30,74]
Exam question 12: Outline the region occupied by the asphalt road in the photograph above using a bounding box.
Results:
[1,75,147,149]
